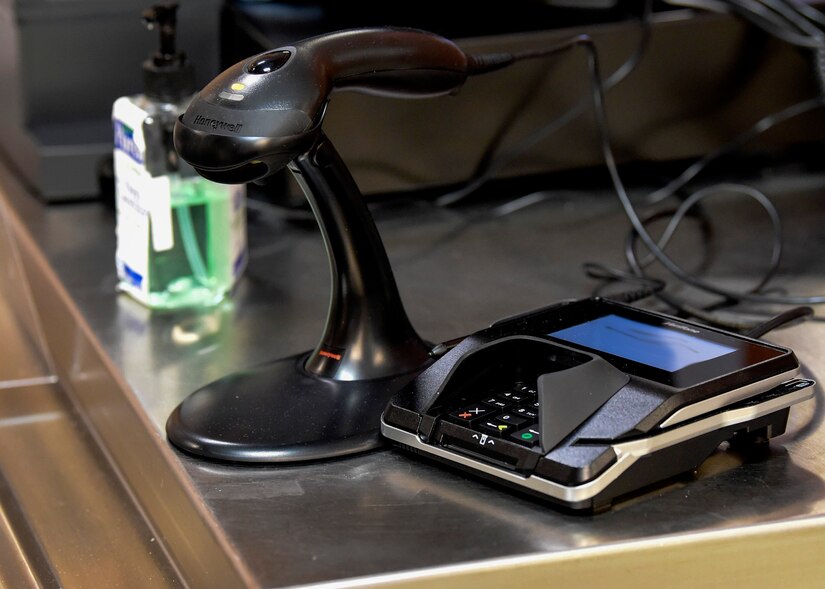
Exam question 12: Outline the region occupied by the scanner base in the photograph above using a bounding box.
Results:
[167,352,422,462]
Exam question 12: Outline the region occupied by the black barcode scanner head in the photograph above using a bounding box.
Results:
[174,27,471,184]
[166,28,528,462]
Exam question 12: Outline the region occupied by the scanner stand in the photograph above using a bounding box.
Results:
[166,132,432,462]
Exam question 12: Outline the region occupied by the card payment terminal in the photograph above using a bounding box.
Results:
[381,298,814,512]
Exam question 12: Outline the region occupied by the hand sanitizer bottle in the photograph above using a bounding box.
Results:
[112,3,247,309]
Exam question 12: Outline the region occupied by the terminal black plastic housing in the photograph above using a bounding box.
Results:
[382,298,811,512]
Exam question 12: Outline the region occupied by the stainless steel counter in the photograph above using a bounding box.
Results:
[2,157,825,587]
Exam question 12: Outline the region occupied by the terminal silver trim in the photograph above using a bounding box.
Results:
[659,369,799,428]
[381,383,813,510]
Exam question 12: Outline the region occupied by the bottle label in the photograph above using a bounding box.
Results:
[113,161,149,291]
[113,98,175,302]
[112,96,248,308]
[113,120,144,165]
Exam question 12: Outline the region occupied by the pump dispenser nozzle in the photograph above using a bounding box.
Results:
[141,3,194,101]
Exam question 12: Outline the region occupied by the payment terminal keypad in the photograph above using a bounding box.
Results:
[445,382,543,448]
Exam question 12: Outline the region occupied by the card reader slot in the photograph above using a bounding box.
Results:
[437,420,540,474]
[650,378,815,435]
[443,444,520,471]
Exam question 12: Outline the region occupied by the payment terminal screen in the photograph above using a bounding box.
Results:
[549,314,736,372]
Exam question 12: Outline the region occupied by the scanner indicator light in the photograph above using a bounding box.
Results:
[319,349,343,361]
[219,91,244,102]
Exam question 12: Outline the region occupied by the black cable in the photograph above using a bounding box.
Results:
[637,183,784,294]
[618,200,758,332]
[744,305,814,337]
[666,0,825,94]
[433,3,825,315]
[583,261,665,303]
[669,0,820,45]
[731,0,823,45]
[754,0,825,94]
[568,32,825,305]
[468,63,560,183]
[502,35,825,305]
[636,1,825,322]
[626,203,715,276]
[445,0,823,218]
[585,204,709,309]
[442,22,825,310]
[619,183,794,331]
[435,0,653,207]
[644,97,824,205]
[755,0,824,40]
[790,0,825,28]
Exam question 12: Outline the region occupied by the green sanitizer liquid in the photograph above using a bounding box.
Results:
[113,132,248,311]
[143,179,244,309]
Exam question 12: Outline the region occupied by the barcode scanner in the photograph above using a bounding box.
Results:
[168,28,483,462]
[174,27,471,184]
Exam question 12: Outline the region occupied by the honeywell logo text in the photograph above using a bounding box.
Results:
[192,115,243,133]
